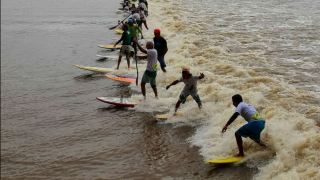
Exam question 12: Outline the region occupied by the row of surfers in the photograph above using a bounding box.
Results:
[112,1,267,157]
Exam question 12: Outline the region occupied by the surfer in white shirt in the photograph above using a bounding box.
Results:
[222,94,266,157]
[166,69,204,113]
[133,38,158,99]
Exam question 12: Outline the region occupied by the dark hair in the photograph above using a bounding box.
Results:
[232,94,243,103]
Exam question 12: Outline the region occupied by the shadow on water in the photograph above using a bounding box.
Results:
[96,57,107,62]
[95,56,118,62]
[97,105,132,112]
[205,163,258,179]
[73,73,106,82]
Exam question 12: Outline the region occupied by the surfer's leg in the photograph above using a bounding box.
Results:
[151,84,158,98]
[191,93,202,109]
[235,133,244,157]
[175,100,181,113]
[141,82,146,98]
[143,20,148,30]
[150,76,157,98]
[117,55,122,69]
[126,57,130,69]
[250,137,267,147]
[138,20,143,30]
[158,56,166,72]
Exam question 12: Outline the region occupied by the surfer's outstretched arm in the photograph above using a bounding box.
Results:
[133,38,147,54]
[166,80,179,90]
[222,112,239,133]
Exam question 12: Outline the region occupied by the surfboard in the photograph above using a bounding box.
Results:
[115,29,124,34]
[111,38,120,41]
[105,74,136,83]
[96,97,142,107]
[74,64,113,73]
[117,10,128,13]
[155,112,184,119]
[204,157,244,164]
[98,45,122,49]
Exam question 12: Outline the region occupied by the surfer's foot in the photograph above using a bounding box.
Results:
[234,153,244,157]
[174,109,178,115]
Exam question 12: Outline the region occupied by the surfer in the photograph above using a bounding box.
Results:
[138,7,148,30]
[166,69,204,113]
[133,38,158,99]
[221,94,266,157]
[131,10,140,25]
[124,19,143,59]
[130,3,136,11]
[114,24,134,69]
[138,0,148,17]
[122,0,130,10]
[153,29,168,72]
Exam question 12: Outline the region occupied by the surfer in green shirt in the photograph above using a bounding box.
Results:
[126,19,143,59]
[114,24,134,69]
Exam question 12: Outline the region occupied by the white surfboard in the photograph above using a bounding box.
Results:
[96,97,142,107]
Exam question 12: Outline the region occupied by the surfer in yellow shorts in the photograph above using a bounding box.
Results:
[222,94,266,157]
[114,24,134,69]
[133,38,158,99]
[166,69,204,113]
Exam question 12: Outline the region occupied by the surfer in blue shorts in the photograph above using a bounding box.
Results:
[166,69,204,113]
[133,38,158,99]
[153,29,168,72]
[222,94,266,157]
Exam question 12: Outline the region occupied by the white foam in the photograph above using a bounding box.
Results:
[132,0,320,179]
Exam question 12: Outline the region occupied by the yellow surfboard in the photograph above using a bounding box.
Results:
[98,45,122,49]
[155,112,184,119]
[115,29,124,34]
[73,64,113,73]
[204,157,244,163]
